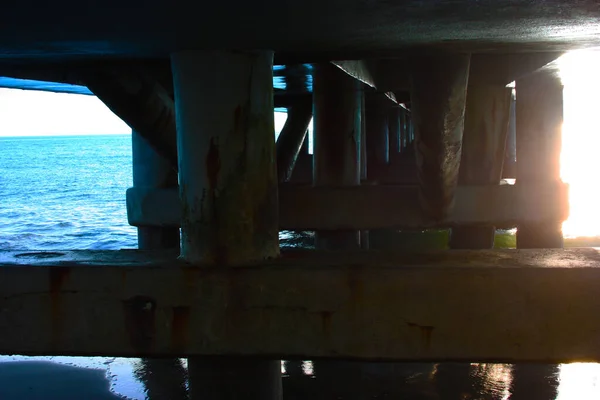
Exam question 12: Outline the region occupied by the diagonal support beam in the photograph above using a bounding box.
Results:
[276,99,313,182]
[81,68,179,170]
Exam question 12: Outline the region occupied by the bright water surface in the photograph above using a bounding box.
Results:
[1,134,600,399]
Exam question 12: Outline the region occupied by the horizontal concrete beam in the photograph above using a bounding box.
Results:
[127,183,569,230]
[1,248,600,361]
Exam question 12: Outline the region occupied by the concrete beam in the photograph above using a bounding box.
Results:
[126,182,568,230]
[367,53,562,93]
[1,248,600,362]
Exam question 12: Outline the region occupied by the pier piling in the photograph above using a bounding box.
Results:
[365,93,390,180]
[131,130,180,250]
[313,63,362,249]
[171,50,281,399]
[410,54,471,220]
[516,70,564,248]
[450,84,512,249]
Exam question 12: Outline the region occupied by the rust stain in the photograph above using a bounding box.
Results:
[406,321,434,351]
[120,269,127,289]
[346,269,363,315]
[49,267,70,348]
[206,137,221,192]
[320,311,333,338]
[233,105,243,136]
[123,296,157,353]
[171,306,190,353]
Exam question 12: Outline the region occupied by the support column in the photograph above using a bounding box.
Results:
[450,84,512,249]
[388,107,400,162]
[516,71,564,248]
[132,130,180,250]
[313,64,362,250]
[503,90,517,179]
[276,100,313,182]
[410,54,470,220]
[360,93,370,248]
[399,108,407,153]
[171,50,281,399]
[366,94,390,180]
[131,130,186,399]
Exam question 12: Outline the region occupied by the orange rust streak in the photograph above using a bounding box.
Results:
[48,267,70,348]
[171,306,191,353]
[406,321,434,351]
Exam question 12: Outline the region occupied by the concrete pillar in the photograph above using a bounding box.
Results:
[516,71,564,248]
[132,130,185,399]
[399,108,407,152]
[388,107,400,161]
[503,90,517,179]
[171,50,281,399]
[450,84,512,249]
[360,93,368,182]
[313,63,362,250]
[410,54,470,220]
[366,94,390,180]
[360,94,370,249]
[131,130,180,250]
[276,100,312,182]
[172,50,279,264]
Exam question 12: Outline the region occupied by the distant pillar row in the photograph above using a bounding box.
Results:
[171,50,282,400]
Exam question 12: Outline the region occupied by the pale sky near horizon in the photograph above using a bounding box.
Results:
[0,88,289,137]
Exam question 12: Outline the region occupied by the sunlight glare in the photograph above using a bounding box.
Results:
[557,363,600,400]
[558,50,600,238]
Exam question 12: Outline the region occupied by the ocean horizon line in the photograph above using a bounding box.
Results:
[0,133,130,139]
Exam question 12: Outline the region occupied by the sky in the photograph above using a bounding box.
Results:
[0,88,288,137]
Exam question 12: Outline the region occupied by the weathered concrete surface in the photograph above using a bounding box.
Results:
[171,51,279,265]
[2,248,600,362]
[516,70,564,249]
[172,50,281,399]
[126,182,569,230]
[280,182,568,230]
[126,187,181,228]
[410,54,470,220]
[458,85,512,185]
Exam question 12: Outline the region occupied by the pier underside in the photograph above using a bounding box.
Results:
[1,0,600,59]
[0,3,594,396]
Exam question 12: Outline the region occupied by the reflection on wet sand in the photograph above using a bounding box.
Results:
[1,357,600,398]
[133,358,188,399]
